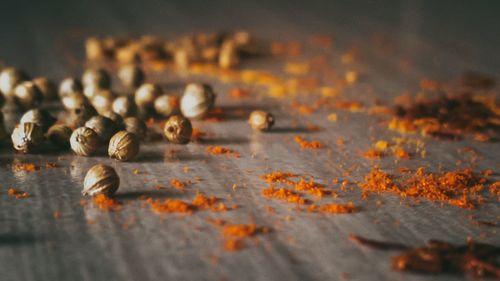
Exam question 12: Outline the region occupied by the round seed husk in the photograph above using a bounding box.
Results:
[163,115,192,144]
[118,64,145,89]
[32,77,57,100]
[84,115,118,143]
[14,81,43,109]
[123,117,147,141]
[69,102,98,128]
[248,111,274,131]
[112,96,137,117]
[135,83,162,109]
[70,127,100,156]
[47,124,72,147]
[82,164,119,196]
[0,67,28,100]
[61,92,89,111]
[154,95,179,117]
[20,108,56,132]
[108,131,140,161]
[59,77,83,97]
[82,68,111,89]
[180,83,216,119]
[11,122,45,153]
[90,89,116,115]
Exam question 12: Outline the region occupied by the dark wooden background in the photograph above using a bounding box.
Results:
[0,1,499,280]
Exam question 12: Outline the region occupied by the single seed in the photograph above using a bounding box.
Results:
[69,102,98,128]
[163,115,192,144]
[0,67,28,100]
[46,124,72,147]
[248,111,274,131]
[154,95,179,117]
[11,122,45,153]
[82,164,120,196]
[90,89,116,115]
[32,77,57,100]
[20,108,56,132]
[70,127,100,156]
[84,115,118,143]
[219,40,239,69]
[59,77,83,97]
[61,92,89,111]
[135,83,162,109]
[82,68,111,89]
[123,117,147,141]
[14,81,43,109]
[108,131,140,161]
[180,83,216,119]
[118,64,145,88]
[112,96,137,117]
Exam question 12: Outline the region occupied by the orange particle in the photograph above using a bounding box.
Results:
[262,186,306,204]
[260,171,297,184]
[93,194,121,211]
[206,146,240,157]
[53,211,61,219]
[333,100,364,112]
[394,148,411,160]
[222,223,269,238]
[12,163,39,172]
[192,193,231,212]
[420,79,441,91]
[148,198,192,214]
[7,188,29,199]
[224,239,246,251]
[191,128,206,142]
[294,136,324,149]
[294,178,330,197]
[170,179,187,191]
[361,149,384,159]
[307,202,358,214]
[45,162,57,169]
[306,123,323,132]
[229,88,250,99]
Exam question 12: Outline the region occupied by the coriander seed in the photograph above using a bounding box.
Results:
[20,108,56,132]
[135,83,162,110]
[108,131,140,161]
[61,92,88,111]
[59,77,83,97]
[84,115,118,143]
[70,103,98,127]
[90,89,116,115]
[103,111,124,130]
[154,95,179,117]
[123,117,147,141]
[118,64,145,88]
[82,164,120,196]
[180,83,216,119]
[82,68,111,89]
[0,67,28,100]
[163,115,192,144]
[11,122,45,153]
[248,111,274,131]
[70,127,100,156]
[13,81,43,109]
[47,124,72,147]
[32,77,57,100]
[112,96,137,117]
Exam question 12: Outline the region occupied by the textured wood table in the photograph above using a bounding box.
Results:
[0,1,499,280]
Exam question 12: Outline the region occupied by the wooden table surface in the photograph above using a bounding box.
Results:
[0,1,499,280]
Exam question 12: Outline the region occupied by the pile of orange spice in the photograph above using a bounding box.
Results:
[359,167,492,209]
[92,194,121,211]
[7,188,29,199]
[307,202,358,214]
[294,136,324,149]
[222,223,270,252]
[206,146,240,157]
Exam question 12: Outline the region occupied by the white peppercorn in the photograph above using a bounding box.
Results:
[154,95,179,117]
[118,64,144,88]
[13,81,43,109]
[248,111,274,131]
[11,122,45,153]
[46,124,72,147]
[123,117,147,141]
[82,164,119,196]
[163,115,192,144]
[180,83,216,119]
[0,67,28,100]
[20,108,56,132]
[84,115,118,143]
[70,127,100,156]
[108,131,140,161]
[135,83,162,110]
[112,96,137,117]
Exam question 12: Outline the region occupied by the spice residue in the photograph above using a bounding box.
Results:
[307,202,358,214]
[294,136,324,149]
[206,146,240,157]
[7,188,29,199]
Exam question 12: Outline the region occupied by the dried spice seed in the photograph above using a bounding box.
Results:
[0,67,28,100]
[59,77,83,97]
[82,68,111,89]
[85,115,119,143]
[47,124,72,147]
[82,164,120,196]
[163,115,192,144]
[180,83,216,119]
[20,109,56,132]
[108,131,140,161]
[14,81,43,109]
[248,111,274,131]
[135,83,162,110]
[154,95,179,117]
[11,122,45,153]
[118,64,145,89]
[112,96,137,118]
[123,117,147,141]
[70,127,100,156]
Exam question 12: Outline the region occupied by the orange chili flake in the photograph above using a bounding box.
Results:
[262,186,306,204]
[170,179,187,191]
[192,193,231,212]
[147,198,193,214]
[229,88,250,99]
[7,188,29,199]
[222,223,269,237]
[206,146,240,157]
[294,178,330,197]
[306,123,323,132]
[294,136,324,149]
[12,163,39,172]
[333,100,364,112]
[224,239,246,251]
[45,162,57,169]
[361,149,384,159]
[307,202,358,214]
[260,171,297,184]
[93,194,121,211]
[394,148,411,160]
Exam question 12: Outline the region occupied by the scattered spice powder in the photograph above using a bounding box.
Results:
[170,179,188,191]
[7,188,29,199]
[192,193,232,212]
[206,146,240,157]
[359,167,492,208]
[229,88,250,99]
[360,149,384,159]
[92,194,121,211]
[260,171,296,184]
[224,239,246,252]
[147,198,193,214]
[307,202,358,214]
[191,128,206,142]
[393,148,411,160]
[12,163,40,172]
[262,186,306,204]
[294,136,324,149]
[294,178,330,197]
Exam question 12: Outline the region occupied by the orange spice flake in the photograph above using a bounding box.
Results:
[361,149,384,159]
[260,171,297,184]
[12,163,39,172]
[206,146,240,157]
[170,179,188,191]
[262,186,306,204]
[147,198,193,214]
[191,128,206,142]
[192,193,231,212]
[294,178,330,197]
[360,167,491,209]
[7,188,29,199]
[394,148,411,160]
[224,239,246,251]
[307,202,358,214]
[294,136,324,149]
[93,194,121,211]
[229,88,250,99]
[222,223,269,238]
